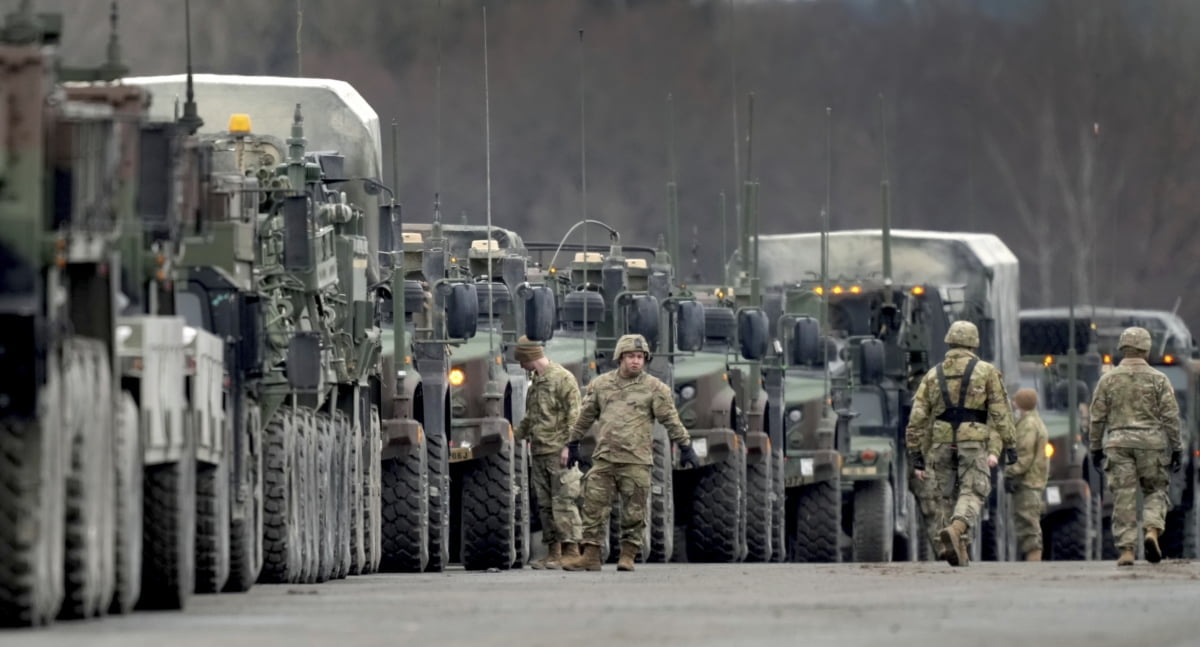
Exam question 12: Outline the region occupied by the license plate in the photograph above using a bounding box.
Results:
[692,438,708,458]
[800,458,814,477]
[1045,485,1062,505]
[450,447,472,463]
[842,465,878,476]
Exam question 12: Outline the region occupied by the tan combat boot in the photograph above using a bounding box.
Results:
[617,542,638,572]
[1117,547,1135,566]
[530,542,562,570]
[1144,527,1163,564]
[939,519,970,567]
[561,542,581,561]
[1025,550,1042,562]
[561,543,602,571]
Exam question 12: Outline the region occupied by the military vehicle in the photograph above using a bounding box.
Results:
[1016,312,1103,560]
[751,230,1022,562]
[0,4,238,625]
[126,73,398,582]
[1021,306,1200,559]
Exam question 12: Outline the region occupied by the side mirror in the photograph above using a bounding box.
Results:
[283,195,312,272]
[378,204,395,257]
[524,286,556,342]
[445,282,478,339]
[238,292,263,378]
[627,295,660,351]
[790,316,821,366]
[737,308,769,361]
[704,306,736,345]
[858,338,885,386]
[676,300,705,352]
[286,332,322,392]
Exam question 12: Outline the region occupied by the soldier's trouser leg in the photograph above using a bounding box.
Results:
[554,463,583,544]
[579,460,618,546]
[530,454,582,545]
[614,463,652,548]
[910,469,945,551]
[1012,485,1045,554]
[530,454,560,545]
[933,443,991,531]
[1105,447,1171,549]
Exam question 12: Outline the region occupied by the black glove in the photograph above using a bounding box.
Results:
[1171,450,1183,473]
[566,442,580,469]
[679,443,700,469]
[1004,447,1018,466]
[910,452,925,472]
[1091,450,1105,470]
[1004,478,1018,494]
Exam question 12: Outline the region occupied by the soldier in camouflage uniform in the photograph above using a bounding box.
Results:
[513,336,583,570]
[559,334,699,572]
[1005,388,1049,561]
[905,320,1017,567]
[1089,326,1182,566]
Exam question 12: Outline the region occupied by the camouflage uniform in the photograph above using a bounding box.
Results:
[1005,396,1048,559]
[1089,327,1181,565]
[515,360,583,548]
[905,320,1016,566]
[562,334,693,571]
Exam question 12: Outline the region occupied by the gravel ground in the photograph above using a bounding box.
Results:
[4,560,1199,647]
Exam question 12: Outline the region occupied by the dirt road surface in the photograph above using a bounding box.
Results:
[3,560,1198,647]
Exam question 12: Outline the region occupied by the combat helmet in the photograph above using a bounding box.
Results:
[1118,326,1152,352]
[614,333,651,361]
[944,320,980,348]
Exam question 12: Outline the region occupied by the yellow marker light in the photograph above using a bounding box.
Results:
[911,285,925,296]
[448,367,466,387]
[450,257,457,264]
[1045,442,1054,459]
[1043,355,1054,367]
[849,285,862,294]
[1102,354,1112,365]
[716,289,725,299]
[813,286,824,295]
[227,113,252,134]
[549,267,557,274]
[832,285,844,295]
[495,356,503,365]
[1165,354,1176,365]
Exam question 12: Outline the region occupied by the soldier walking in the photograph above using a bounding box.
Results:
[1089,327,1182,566]
[1006,388,1049,561]
[905,320,1017,567]
[513,336,584,570]
[559,334,699,572]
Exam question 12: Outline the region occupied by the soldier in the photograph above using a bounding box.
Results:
[513,336,584,570]
[1005,388,1049,561]
[1088,326,1182,566]
[559,334,700,572]
[905,320,1017,567]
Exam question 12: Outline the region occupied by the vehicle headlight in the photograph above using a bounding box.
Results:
[680,385,696,401]
[787,408,803,424]
[449,367,466,387]
[116,325,133,344]
[182,326,198,346]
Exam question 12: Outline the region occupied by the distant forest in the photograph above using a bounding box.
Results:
[25,0,1200,330]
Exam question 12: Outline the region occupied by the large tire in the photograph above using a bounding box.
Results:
[1046,494,1091,561]
[770,450,786,563]
[225,406,262,593]
[61,340,115,619]
[110,392,143,613]
[687,450,743,562]
[194,457,231,593]
[788,479,841,563]
[460,440,516,570]
[300,409,319,583]
[737,448,749,562]
[315,413,335,583]
[425,427,450,572]
[512,441,531,569]
[745,453,773,562]
[1102,511,1118,560]
[364,406,383,573]
[852,479,894,562]
[0,357,66,627]
[647,431,675,562]
[380,433,430,572]
[332,412,352,580]
[345,406,364,576]
[260,410,299,584]
[137,451,197,610]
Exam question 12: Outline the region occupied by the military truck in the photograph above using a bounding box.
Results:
[0,5,239,625]
[1021,306,1200,559]
[1015,313,1103,560]
[750,230,1022,562]
[127,73,398,583]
